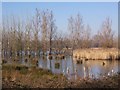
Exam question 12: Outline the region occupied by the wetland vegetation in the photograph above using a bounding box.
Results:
[1,2,119,89]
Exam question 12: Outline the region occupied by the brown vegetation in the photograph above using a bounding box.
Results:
[73,48,119,60]
[2,64,119,88]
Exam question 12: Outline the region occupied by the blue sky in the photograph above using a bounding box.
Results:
[2,2,118,36]
[0,2,2,26]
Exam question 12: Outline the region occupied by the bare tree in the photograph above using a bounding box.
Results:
[32,8,41,57]
[15,18,24,60]
[54,31,64,53]
[48,11,57,55]
[2,22,7,60]
[41,10,48,55]
[68,16,75,49]
[92,34,100,48]
[25,20,32,58]
[82,25,91,48]
[74,14,84,48]
[6,16,18,61]
[68,14,84,49]
[99,18,114,48]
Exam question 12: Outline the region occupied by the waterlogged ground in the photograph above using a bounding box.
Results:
[4,56,120,80]
[2,64,119,88]
[38,56,119,80]
[2,55,120,88]
[2,64,68,88]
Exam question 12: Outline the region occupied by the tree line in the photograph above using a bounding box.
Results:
[2,9,118,59]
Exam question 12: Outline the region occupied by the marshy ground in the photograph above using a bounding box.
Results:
[2,64,120,88]
[73,48,119,60]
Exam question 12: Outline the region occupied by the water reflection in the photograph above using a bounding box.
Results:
[19,55,119,80]
[37,56,119,80]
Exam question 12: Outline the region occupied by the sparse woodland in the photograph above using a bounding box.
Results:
[1,8,119,89]
[2,9,118,61]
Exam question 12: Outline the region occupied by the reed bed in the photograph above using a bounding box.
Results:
[73,48,119,60]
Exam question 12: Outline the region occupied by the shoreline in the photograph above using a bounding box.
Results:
[73,48,119,60]
[2,64,119,88]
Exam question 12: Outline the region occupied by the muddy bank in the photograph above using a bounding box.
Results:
[2,64,119,88]
[73,48,119,60]
[2,64,68,88]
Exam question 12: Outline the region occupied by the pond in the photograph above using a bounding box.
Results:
[6,55,119,80]
[37,56,119,80]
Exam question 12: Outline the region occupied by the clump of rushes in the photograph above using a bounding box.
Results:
[116,54,120,60]
[2,59,7,64]
[80,60,83,64]
[75,55,77,58]
[62,55,65,59]
[55,56,58,60]
[49,55,53,60]
[102,62,105,66]
[55,63,60,69]
[85,58,88,61]
[56,55,60,60]
[25,58,28,63]
[76,60,80,64]
[60,55,63,59]
[14,59,16,62]
[15,65,28,74]
[108,54,113,60]
[36,60,39,67]
[42,56,46,60]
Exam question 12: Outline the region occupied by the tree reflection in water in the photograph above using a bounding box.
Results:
[20,55,119,80]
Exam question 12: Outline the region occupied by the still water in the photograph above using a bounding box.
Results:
[37,56,119,80]
[6,55,119,80]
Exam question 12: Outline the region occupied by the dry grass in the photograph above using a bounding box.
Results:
[2,64,119,88]
[73,48,119,60]
[2,64,68,88]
